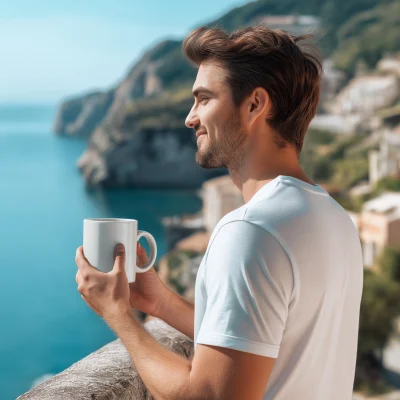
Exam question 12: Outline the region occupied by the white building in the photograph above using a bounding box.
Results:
[320,59,347,106]
[254,14,321,36]
[200,175,244,233]
[309,113,361,134]
[369,129,400,186]
[329,74,400,116]
[351,192,400,268]
[377,55,400,76]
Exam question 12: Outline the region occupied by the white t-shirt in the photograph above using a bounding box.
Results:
[194,174,364,400]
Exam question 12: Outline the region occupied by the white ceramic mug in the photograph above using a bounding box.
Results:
[83,218,157,283]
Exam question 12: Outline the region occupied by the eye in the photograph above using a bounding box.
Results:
[200,97,209,104]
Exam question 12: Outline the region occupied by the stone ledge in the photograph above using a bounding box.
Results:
[17,318,194,400]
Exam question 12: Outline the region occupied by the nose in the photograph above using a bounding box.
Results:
[185,106,200,130]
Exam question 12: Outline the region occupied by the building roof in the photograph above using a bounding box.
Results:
[363,192,400,221]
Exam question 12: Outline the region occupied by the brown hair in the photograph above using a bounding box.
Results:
[182,23,323,156]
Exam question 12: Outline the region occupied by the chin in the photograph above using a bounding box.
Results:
[196,153,224,169]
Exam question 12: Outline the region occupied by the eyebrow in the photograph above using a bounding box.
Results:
[192,86,215,98]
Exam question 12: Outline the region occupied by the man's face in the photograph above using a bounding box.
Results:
[185,62,247,170]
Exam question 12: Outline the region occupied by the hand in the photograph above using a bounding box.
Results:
[75,244,131,320]
[129,242,170,318]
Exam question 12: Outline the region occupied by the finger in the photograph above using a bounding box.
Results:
[113,243,126,273]
[77,280,86,294]
[75,270,80,284]
[137,242,149,264]
[75,246,93,273]
[80,293,91,307]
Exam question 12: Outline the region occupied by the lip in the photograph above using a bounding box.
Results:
[196,131,206,138]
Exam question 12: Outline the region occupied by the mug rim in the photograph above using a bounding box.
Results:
[84,218,137,223]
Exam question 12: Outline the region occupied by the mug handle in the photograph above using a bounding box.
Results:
[135,230,157,273]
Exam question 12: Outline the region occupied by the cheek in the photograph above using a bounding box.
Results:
[202,106,220,127]
[202,106,227,140]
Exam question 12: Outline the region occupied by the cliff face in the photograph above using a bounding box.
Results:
[55,39,226,188]
[53,90,114,137]
[77,124,226,189]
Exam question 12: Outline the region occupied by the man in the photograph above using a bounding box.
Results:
[75,24,364,399]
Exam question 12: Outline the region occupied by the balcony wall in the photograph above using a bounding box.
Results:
[17,318,194,400]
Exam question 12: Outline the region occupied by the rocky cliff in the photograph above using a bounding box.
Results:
[55,38,227,188]
[53,90,114,137]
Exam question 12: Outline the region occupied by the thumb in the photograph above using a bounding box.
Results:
[113,243,126,272]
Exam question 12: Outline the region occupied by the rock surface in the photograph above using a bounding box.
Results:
[53,90,114,137]
[17,318,194,400]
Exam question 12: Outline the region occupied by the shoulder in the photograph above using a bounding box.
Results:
[206,220,294,282]
[207,220,267,254]
[209,219,285,254]
[203,219,296,310]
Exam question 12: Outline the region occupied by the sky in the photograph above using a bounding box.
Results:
[0,0,250,104]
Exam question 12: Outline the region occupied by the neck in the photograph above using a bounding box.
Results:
[228,147,313,204]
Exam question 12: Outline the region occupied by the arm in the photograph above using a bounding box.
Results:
[76,221,287,400]
[157,288,194,340]
[108,220,287,400]
[107,307,275,400]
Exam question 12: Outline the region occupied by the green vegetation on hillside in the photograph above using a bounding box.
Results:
[301,128,370,190]
[355,247,400,395]
[333,0,400,76]
[201,0,398,77]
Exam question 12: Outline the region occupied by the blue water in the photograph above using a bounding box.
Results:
[0,104,202,399]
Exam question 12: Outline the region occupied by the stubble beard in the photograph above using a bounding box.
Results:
[195,114,247,170]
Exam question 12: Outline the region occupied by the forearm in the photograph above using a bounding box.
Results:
[106,307,194,400]
[157,288,195,340]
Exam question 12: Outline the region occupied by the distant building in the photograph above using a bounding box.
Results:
[348,181,373,198]
[200,175,244,233]
[350,192,400,268]
[329,74,400,116]
[254,14,321,36]
[161,175,244,252]
[369,129,400,186]
[320,59,347,107]
[309,113,361,134]
[377,54,400,76]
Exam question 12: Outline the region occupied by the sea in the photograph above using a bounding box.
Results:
[0,103,203,400]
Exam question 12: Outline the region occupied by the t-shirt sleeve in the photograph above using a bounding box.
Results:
[196,219,294,358]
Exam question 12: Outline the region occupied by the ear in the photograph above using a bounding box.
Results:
[247,87,271,123]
